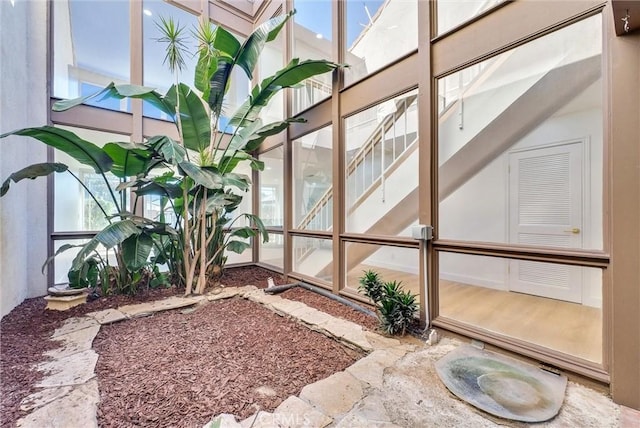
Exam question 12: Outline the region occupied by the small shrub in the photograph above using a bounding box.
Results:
[358,271,418,336]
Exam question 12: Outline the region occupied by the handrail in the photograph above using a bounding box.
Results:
[296,93,418,231]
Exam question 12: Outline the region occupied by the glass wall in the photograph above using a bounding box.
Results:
[259,147,284,228]
[292,126,333,231]
[53,0,131,111]
[292,0,333,114]
[53,126,130,232]
[260,233,284,270]
[436,16,604,363]
[436,0,506,36]
[344,0,418,86]
[344,242,419,299]
[437,15,603,251]
[292,236,333,282]
[344,90,418,236]
[438,252,603,363]
[259,30,285,123]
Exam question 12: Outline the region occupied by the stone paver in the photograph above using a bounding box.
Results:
[85,308,127,325]
[51,317,98,339]
[45,324,100,359]
[19,386,73,412]
[35,349,98,388]
[17,380,99,428]
[207,287,242,301]
[118,295,204,317]
[335,394,399,428]
[269,298,308,315]
[204,413,242,428]
[346,349,404,389]
[291,307,334,328]
[274,396,332,428]
[299,371,364,417]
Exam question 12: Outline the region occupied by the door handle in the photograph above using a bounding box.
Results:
[564,228,581,234]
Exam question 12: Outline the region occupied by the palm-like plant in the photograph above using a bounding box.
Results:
[0,11,340,295]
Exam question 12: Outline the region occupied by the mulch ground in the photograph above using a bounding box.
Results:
[0,266,376,427]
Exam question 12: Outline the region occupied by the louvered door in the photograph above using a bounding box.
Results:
[508,142,584,303]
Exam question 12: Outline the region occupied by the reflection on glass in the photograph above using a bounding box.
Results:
[344,0,417,86]
[345,242,419,300]
[53,0,131,111]
[436,0,505,35]
[143,0,198,120]
[260,147,284,227]
[438,15,603,251]
[292,236,332,282]
[438,252,603,363]
[292,126,333,231]
[259,233,284,269]
[292,0,333,114]
[259,31,285,123]
[54,126,130,232]
[344,90,418,236]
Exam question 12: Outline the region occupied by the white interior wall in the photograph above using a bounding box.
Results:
[0,0,49,317]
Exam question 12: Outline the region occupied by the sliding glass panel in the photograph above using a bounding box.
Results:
[53,0,130,111]
[259,147,284,228]
[438,15,603,251]
[53,126,130,232]
[344,0,418,86]
[259,233,284,270]
[344,90,418,237]
[292,236,333,282]
[292,126,333,231]
[143,0,198,120]
[292,0,333,114]
[436,0,506,36]
[344,242,419,302]
[438,252,603,363]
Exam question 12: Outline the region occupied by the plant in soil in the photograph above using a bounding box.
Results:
[0,11,340,296]
[358,270,418,335]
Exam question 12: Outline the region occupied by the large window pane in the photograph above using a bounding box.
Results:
[438,252,602,363]
[53,0,130,111]
[292,0,333,114]
[344,0,417,86]
[53,239,116,285]
[143,0,198,120]
[259,30,285,123]
[344,90,418,237]
[54,126,130,232]
[260,147,284,228]
[292,126,333,231]
[260,233,284,270]
[436,0,506,36]
[438,15,603,251]
[344,242,419,301]
[292,236,332,282]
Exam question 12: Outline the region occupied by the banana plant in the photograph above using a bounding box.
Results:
[0,11,341,296]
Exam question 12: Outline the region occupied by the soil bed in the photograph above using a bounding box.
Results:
[94,297,362,427]
[0,266,372,427]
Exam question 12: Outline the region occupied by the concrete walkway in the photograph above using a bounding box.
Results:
[16,287,635,428]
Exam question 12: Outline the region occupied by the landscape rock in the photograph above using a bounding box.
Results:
[36,349,98,388]
[51,317,98,339]
[299,371,363,417]
[19,386,73,412]
[204,413,241,428]
[45,324,100,359]
[85,308,127,325]
[274,396,332,427]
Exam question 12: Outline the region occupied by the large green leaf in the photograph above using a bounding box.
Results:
[208,59,234,118]
[245,213,269,243]
[72,220,141,270]
[236,11,292,80]
[222,172,250,191]
[165,84,211,152]
[53,82,173,117]
[230,227,256,239]
[41,242,83,274]
[1,127,113,173]
[230,59,340,127]
[147,135,186,165]
[226,240,250,254]
[122,233,154,271]
[103,142,152,178]
[243,117,306,153]
[178,162,223,189]
[194,25,239,101]
[1,162,68,197]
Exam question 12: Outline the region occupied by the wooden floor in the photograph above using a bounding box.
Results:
[346,264,602,363]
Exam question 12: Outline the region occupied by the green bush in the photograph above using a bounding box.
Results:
[358,271,418,336]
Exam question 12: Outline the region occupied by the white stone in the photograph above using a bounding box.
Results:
[36,350,98,388]
[51,317,98,339]
[19,386,73,412]
[45,325,100,359]
[299,371,364,417]
[274,396,332,427]
[118,295,203,317]
[17,380,99,428]
[204,413,241,428]
[85,308,127,325]
[346,349,403,389]
[335,395,399,428]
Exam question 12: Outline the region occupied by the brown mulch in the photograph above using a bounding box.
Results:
[94,297,362,427]
[0,266,373,427]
